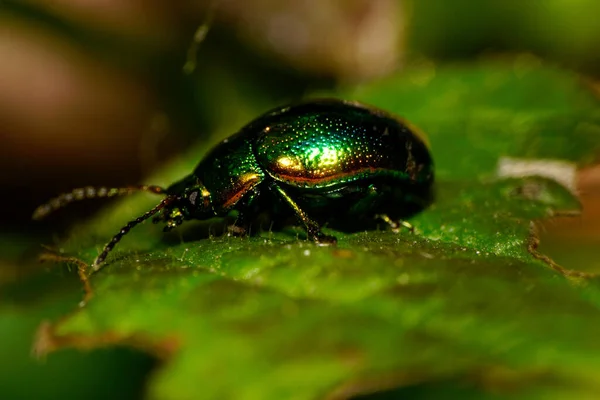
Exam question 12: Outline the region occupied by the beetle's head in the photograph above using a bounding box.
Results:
[31,180,214,271]
[152,180,214,231]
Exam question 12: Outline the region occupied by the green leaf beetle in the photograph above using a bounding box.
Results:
[34,99,434,273]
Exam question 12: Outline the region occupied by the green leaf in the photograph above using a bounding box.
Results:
[36,60,600,399]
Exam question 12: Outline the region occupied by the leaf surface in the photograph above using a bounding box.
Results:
[38,60,600,399]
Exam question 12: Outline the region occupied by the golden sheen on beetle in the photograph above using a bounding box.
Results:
[34,99,434,272]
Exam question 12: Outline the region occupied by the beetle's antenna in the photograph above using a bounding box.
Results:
[32,185,166,220]
[92,196,176,271]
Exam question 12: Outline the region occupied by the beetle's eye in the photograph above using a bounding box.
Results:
[188,190,199,206]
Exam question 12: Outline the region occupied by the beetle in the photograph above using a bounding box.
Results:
[34,99,434,273]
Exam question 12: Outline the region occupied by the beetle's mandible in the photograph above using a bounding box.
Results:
[34,99,434,272]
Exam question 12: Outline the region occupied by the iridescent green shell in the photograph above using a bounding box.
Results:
[254,100,433,189]
[181,98,433,218]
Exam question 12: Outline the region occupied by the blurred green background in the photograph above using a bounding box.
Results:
[1,0,599,399]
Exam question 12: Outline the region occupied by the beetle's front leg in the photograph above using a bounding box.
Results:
[269,182,337,245]
[226,189,261,237]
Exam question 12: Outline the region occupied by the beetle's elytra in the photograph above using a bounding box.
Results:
[34,99,434,272]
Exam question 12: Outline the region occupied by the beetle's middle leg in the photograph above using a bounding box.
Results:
[269,182,337,245]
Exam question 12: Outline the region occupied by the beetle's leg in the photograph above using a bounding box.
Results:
[376,214,414,233]
[227,189,260,237]
[227,211,249,236]
[227,223,247,236]
[269,183,337,245]
[354,184,415,234]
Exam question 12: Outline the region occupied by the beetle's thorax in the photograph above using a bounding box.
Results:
[191,132,266,215]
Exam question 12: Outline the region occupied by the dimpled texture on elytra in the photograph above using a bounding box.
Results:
[254,102,432,189]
